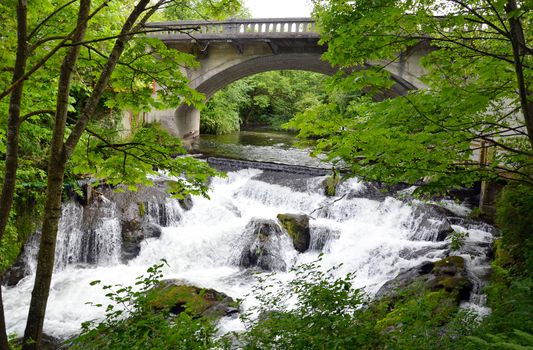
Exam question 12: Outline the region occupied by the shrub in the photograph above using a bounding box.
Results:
[70,261,216,350]
[225,259,379,350]
[496,184,533,275]
[224,257,475,350]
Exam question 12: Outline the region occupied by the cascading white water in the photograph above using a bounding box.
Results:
[2,168,493,339]
[21,198,123,273]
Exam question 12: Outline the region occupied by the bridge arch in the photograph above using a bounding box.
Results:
[194,53,336,100]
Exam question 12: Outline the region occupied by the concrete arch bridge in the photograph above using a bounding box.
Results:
[141,18,429,138]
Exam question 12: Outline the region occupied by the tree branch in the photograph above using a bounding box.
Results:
[0,0,111,102]
[27,0,77,40]
[18,109,55,124]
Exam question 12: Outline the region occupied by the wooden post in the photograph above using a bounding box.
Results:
[478,141,500,219]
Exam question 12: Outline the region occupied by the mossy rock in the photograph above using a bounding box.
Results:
[375,287,459,335]
[433,256,465,271]
[148,280,239,320]
[277,213,310,253]
[435,276,469,294]
[322,174,340,197]
[377,256,472,302]
[372,257,474,342]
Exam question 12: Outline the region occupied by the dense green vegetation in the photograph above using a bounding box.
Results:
[463,185,533,349]
[288,0,533,194]
[201,70,326,134]
[70,262,217,350]
[1,0,532,348]
[0,0,243,348]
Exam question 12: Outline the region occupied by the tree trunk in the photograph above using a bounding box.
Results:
[63,0,155,157]
[505,0,533,150]
[21,1,91,348]
[0,1,28,348]
[20,161,67,350]
[22,1,157,347]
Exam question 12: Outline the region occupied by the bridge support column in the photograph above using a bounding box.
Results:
[144,108,181,137]
[176,104,200,139]
[143,105,200,140]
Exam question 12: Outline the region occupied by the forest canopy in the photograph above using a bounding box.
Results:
[286,0,533,193]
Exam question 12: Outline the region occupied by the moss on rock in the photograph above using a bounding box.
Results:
[277,213,310,253]
[433,255,465,271]
[323,173,340,197]
[377,256,472,302]
[148,280,239,320]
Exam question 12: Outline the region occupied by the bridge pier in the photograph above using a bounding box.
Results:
[176,104,200,139]
[143,105,200,140]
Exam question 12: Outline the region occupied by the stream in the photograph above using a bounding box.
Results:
[2,130,494,339]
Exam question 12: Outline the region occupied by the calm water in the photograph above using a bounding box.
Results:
[192,130,330,168]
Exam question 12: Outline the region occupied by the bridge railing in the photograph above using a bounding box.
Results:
[145,18,318,40]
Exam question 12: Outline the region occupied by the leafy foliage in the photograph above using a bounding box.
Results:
[202,70,326,133]
[71,261,216,350]
[0,215,20,273]
[224,258,475,350]
[201,80,249,134]
[0,0,244,275]
[463,244,533,349]
[226,259,379,349]
[70,123,220,198]
[287,0,533,192]
[450,230,470,251]
[496,184,533,273]
[372,284,477,350]
[157,0,249,21]
[0,0,245,346]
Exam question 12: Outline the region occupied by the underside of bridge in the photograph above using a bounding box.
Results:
[174,50,337,138]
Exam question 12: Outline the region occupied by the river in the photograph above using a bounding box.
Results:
[192,129,330,168]
[2,129,493,340]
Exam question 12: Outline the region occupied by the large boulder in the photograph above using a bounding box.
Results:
[376,256,472,302]
[2,252,28,286]
[178,195,194,211]
[239,219,288,271]
[149,280,239,320]
[121,219,162,261]
[277,213,311,253]
[410,203,456,241]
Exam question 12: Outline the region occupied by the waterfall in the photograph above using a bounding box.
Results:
[2,168,494,339]
[21,198,122,273]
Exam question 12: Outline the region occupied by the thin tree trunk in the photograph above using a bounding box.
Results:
[63,0,157,157]
[21,1,91,348]
[0,287,7,350]
[0,1,28,349]
[505,0,533,150]
[22,1,159,347]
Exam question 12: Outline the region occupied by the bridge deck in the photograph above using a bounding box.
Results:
[145,18,319,41]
